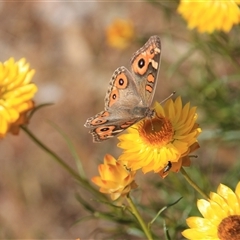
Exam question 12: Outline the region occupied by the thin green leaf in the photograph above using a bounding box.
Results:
[47,120,86,178]
[163,220,172,240]
[148,197,182,228]
[75,193,95,213]
[28,103,54,120]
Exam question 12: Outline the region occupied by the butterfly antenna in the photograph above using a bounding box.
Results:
[160,91,176,104]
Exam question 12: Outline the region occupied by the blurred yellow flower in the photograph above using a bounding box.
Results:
[118,97,201,175]
[182,182,240,240]
[0,58,37,138]
[92,154,137,200]
[106,19,135,49]
[178,0,240,33]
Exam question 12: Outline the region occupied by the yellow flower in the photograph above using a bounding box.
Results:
[106,19,135,49]
[182,182,240,240]
[91,154,137,200]
[158,141,200,178]
[118,97,201,175]
[177,0,240,33]
[0,58,37,138]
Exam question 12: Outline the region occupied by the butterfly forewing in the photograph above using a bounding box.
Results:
[104,66,142,110]
[130,35,161,107]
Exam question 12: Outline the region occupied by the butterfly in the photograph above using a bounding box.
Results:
[84,36,161,142]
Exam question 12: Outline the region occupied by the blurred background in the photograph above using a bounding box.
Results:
[0,1,239,239]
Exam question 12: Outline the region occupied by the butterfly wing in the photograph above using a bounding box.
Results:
[85,111,140,142]
[84,66,148,142]
[104,66,145,110]
[130,35,161,107]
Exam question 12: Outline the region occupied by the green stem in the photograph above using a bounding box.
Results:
[22,126,81,180]
[126,194,153,240]
[180,167,209,199]
[21,126,101,197]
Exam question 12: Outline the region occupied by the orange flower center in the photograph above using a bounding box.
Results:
[138,116,174,146]
[218,215,240,240]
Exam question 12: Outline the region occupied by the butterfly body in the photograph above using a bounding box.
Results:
[84,36,161,142]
